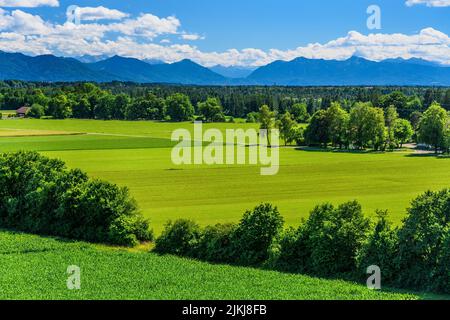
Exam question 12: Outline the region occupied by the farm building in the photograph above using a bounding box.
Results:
[16,107,30,118]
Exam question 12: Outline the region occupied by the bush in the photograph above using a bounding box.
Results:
[277,201,371,277]
[231,203,284,266]
[395,189,450,291]
[195,223,236,263]
[154,204,284,267]
[357,210,399,284]
[29,104,45,119]
[154,219,202,256]
[246,112,259,123]
[434,229,450,293]
[0,151,152,246]
[274,226,309,273]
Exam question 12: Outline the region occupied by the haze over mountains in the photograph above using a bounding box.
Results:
[0,51,449,86]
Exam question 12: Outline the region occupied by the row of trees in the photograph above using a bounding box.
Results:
[25,88,226,122]
[154,192,450,293]
[258,100,449,153]
[304,102,414,150]
[2,81,450,119]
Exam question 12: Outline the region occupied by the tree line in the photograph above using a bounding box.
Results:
[256,100,449,153]
[1,81,450,119]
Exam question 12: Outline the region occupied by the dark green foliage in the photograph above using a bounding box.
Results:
[165,93,194,122]
[395,189,450,292]
[305,109,330,147]
[154,219,202,256]
[195,223,236,263]
[357,210,399,284]
[152,195,450,294]
[435,230,450,293]
[0,151,152,246]
[285,201,371,277]
[198,97,225,122]
[231,203,284,266]
[154,204,284,267]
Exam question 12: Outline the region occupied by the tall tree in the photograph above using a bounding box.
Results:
[165,93,194,122]
[326,102,349,149]
[198,97,225,122]
[305,109,330,148]
[418,102,448,153]
[349,102,385,150]
[393,119,414,148]
[385,106,399,150]
[276,112,296,146]
[259,105,274,146]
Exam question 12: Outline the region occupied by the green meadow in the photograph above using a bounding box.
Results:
[1,119,450,234]
[0,230,427,300]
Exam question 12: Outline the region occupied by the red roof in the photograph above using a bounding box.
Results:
[16,107,30,114]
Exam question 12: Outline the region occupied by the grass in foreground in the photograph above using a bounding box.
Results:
[0,230,425,300]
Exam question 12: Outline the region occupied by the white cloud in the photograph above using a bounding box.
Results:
[73,6,129,22]
[406,0,450,7]
[181,33,204,41]
[0,8,449,67]
[0,0,58,7]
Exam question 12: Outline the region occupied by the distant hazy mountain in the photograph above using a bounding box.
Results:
[1,51,450,85]
[150,59,227,85]
[209,65,256,78]
[88,56,163,83]
[75,54,112,63]
[247,56,450,86]
[143,59,165,65]
[0,51,115,82]
[88,56,226,84]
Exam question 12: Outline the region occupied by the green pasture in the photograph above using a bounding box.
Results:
[0,230,426,300]
[1,119,450,235]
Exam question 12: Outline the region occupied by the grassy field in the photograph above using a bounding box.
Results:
[1,119,450,234]
[0,230,430,300]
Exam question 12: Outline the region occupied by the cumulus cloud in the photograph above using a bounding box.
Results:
[73,6,129,22]
[405,0,450,7]
[0,7,449,67]
[0,0,59,7]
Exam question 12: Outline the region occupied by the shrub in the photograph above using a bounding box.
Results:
[395,189,450,291]
[29,104,45,119]
[246,112,259,123]
[434,229,450,293]
[0,151,152,246]
[357,210,399,284]
[154,219,202,256]
[277,201,371,277]
[195,223,236,263]
[274,226,309,273]
[231,203,284,266]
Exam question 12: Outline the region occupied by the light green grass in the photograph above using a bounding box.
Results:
[0,230,425,300]
[1,119,450,235]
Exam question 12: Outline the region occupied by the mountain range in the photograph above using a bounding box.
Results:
[0,51,449,86]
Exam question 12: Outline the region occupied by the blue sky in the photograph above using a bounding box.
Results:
[0,0,449,66]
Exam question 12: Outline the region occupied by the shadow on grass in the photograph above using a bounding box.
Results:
[294,146,383,154]
[405,153,450,159]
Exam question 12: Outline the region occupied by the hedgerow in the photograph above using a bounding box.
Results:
[0,151,152,246]
[154,195,450,294]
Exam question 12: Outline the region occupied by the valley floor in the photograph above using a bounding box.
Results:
[1,119,450,234]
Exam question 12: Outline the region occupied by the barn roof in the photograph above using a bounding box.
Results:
[16,107,30,114]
